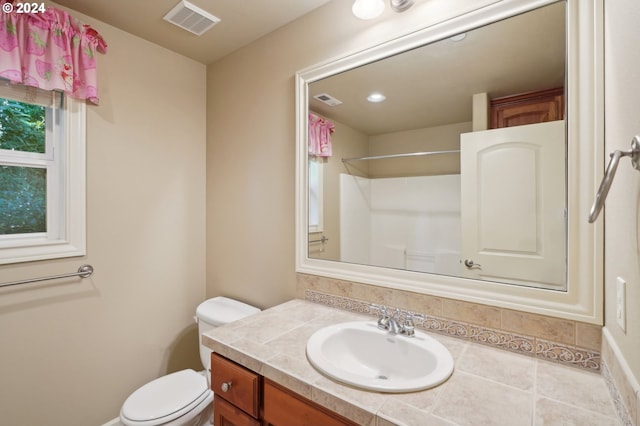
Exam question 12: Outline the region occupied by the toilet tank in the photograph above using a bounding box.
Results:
[196,296,260,369]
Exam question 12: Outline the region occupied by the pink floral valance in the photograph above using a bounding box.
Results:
[0,1,107,104]
[308,113,334,157]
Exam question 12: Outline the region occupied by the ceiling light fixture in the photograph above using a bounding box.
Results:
[352,0,385,20]
[367,92,386,103]
[352,0,417,20]
[449,33,467,42]
[390,0,415,13]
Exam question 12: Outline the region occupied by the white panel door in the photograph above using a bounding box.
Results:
[460,120,566,289]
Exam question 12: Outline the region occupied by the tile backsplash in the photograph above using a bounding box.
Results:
[296,273,602,371]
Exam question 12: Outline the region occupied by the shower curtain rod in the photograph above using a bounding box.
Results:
[342,149,460,163]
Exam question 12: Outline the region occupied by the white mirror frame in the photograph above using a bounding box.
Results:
[295,0,603,324]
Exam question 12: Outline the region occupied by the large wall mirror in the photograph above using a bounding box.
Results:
[295,0,603,324]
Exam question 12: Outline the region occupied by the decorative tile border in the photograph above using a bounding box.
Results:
[305,289,601,372]
[305,290,372,315]
[601,328,639,426]
[536,339,600,370]
[602,362,634,426]
[469,324,535,355]
[421,316,468,339]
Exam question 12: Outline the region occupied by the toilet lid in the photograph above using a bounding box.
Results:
[196,296,261,326]
[121,369,210,424]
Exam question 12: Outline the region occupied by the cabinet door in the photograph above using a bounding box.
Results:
[211,353,260,418]
[214,397,260,426]
[263,379,359,426]
[460,120,566,288]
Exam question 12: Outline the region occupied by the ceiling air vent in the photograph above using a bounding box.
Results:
[163,0,221,36]
[313,93,343,107]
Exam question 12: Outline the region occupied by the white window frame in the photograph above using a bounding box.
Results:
[308,156,323,233]
[0,84,86,264]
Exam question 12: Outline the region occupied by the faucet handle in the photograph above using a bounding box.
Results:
[405,311,424,321]
[370,304,391,330]
[369,304,390,317]
[401,311,424,337]
[369,303,383,314]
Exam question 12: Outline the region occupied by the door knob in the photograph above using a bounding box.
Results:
[464,259,481,269]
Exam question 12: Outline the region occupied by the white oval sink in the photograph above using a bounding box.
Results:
[306,321,454,393]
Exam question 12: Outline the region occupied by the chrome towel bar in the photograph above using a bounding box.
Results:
[0,264,94,288]
[589,136,640,223]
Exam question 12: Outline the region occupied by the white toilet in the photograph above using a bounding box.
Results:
[119,297,260,426]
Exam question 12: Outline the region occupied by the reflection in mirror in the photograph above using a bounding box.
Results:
[307,2,567,290]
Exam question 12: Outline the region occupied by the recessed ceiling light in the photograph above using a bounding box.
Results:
[367,92,386,103]
[352,0,385,20]
[450,33,466,42]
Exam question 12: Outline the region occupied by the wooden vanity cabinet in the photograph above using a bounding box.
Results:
[211,353,261,426]
[211,353,359,426]
[490,87,564,128]
[214,397,260,426]
[263,379,359,426]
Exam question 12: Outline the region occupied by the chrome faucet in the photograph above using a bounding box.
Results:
[370,305,424,337]
[385,308,402,334]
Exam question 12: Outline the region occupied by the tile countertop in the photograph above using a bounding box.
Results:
[202,299,620,426]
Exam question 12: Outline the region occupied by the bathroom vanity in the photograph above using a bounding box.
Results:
[211,352,358,425]
[203,300,619,426]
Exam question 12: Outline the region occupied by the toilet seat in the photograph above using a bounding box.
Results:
[120,369,213,426]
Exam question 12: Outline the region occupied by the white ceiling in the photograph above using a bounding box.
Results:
[53,0,333,64]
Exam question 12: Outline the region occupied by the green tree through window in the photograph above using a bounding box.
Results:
[0,99,45,152]
[0,98,47,235]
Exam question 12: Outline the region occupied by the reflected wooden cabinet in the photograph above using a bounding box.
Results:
[490,87,564,128]
[211,353,359,426]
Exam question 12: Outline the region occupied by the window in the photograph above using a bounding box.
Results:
[308,156,323,233]
[0,81,86,264]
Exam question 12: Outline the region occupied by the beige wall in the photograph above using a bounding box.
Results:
[368,121,471,178]
[603,0,640,386]
[0,3,207,425]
